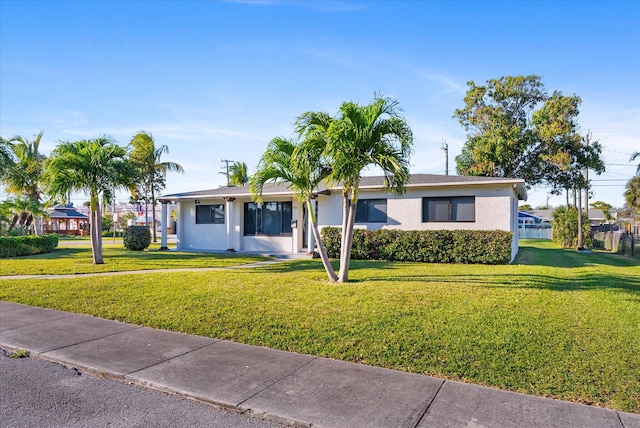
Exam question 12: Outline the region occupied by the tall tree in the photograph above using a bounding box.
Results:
[3,131,46,201]
[229,161,249,186]
[2,132,48,234]
[129,131,184,242]
[624,176,640,214]
[298,94,413,282]
[631,151,640,176]
[250,137,337,282]
[454,75,604,192]
[0,136,15,180]
[43,136,134,264]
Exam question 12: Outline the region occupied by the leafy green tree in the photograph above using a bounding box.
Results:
[589,201,613,221]
[251,137,337,282]
[552,206,590,248]
[43,136,134,264]
[454,75,604,193]
[519,204,533,211]
[128,131,184,242]
[297,94,413,282]
[624,176,640,215]
[229,161,250,186]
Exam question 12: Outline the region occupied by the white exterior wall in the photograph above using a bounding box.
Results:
[178,200,228,250]
[318,185,515,231]
[317,184,520,260]
[178,197,302,253]
[174,183,521,260]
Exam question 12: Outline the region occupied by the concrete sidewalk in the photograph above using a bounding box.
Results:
[1,301,637,428]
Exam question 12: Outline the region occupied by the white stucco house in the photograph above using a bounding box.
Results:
[158,174,527,261]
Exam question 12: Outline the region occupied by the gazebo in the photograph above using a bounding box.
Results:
[44,204,89,236]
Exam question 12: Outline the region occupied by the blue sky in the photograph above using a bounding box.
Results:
[1,0,638,208]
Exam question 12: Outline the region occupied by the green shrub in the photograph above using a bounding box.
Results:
[123,226,151,251]
[321,227,512,264]
[552,206,590,248]
[0,234,59,258]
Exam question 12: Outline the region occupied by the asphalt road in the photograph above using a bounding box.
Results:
[0,350,283,428]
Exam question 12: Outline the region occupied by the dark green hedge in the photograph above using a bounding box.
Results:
[321,227,512,264]
[123,226,151,251]
[0,234,59,258]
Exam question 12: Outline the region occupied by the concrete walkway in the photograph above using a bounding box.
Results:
[1,301,637,427]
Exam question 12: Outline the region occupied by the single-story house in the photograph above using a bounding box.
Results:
[518,209,553,225]
[159,174,527,261]
[44,204,89,236]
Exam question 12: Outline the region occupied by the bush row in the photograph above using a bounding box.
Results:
[321,227,513,264]
[0,234,59,258]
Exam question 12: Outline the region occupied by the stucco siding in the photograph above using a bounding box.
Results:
[178,200,228,250]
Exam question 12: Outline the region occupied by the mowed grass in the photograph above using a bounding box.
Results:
[0,244,267,275]
[0,239,638,412]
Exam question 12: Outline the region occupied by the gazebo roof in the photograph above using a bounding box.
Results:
[47,204,89,219]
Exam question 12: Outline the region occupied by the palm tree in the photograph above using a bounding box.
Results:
[251,137,337,282]
[2,132,47,234]
[3,131,46,201]
[0,136,15,180]
[229,161,249,186]
[625,176,640,214]
[631,151,640,176]
[43,136,134,264]
[129,131,184,242]
[297,94,413,282]
[2,197,47,235]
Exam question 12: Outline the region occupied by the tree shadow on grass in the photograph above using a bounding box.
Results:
[359,271,640,294]
[514,245,639,268]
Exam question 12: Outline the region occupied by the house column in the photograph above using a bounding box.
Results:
[225,197,236,252]
[160,200,169,251]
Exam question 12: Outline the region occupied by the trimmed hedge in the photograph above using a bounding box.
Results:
[321,227,513,264]
[123,226,151,251]
[0,234,59,258]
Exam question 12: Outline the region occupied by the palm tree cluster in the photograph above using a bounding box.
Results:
[1,131,183,265]
[251,93,414,283]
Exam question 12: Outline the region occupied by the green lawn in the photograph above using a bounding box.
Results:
[0,245,267,275]
[1,240,638,413]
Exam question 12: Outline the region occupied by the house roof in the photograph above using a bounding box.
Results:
[519,208,607,222]
[519,209,553,221]
[160,174,527,202]
[46,204,89,219]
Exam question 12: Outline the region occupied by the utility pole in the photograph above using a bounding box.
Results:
[441,140,449,175]
[220,159,235,187]
[584,132,589,218]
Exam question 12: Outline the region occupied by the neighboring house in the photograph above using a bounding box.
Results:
[159,174,527,261]
[518,209,553,226]
[44,204,89,236]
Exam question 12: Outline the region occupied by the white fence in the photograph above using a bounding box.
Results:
[518,227,552,240]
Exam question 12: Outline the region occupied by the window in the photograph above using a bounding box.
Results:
[355,199,387,223]
[244,202,293,236]
[422,197,475,222]
[196,204,225,224]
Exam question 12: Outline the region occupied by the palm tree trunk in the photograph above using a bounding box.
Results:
[338,199,357,283]
[7,214,18,235]
[151,185,157,242]
[90,194,104,264]
[339,190,350,273]
[307,199,337,282]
